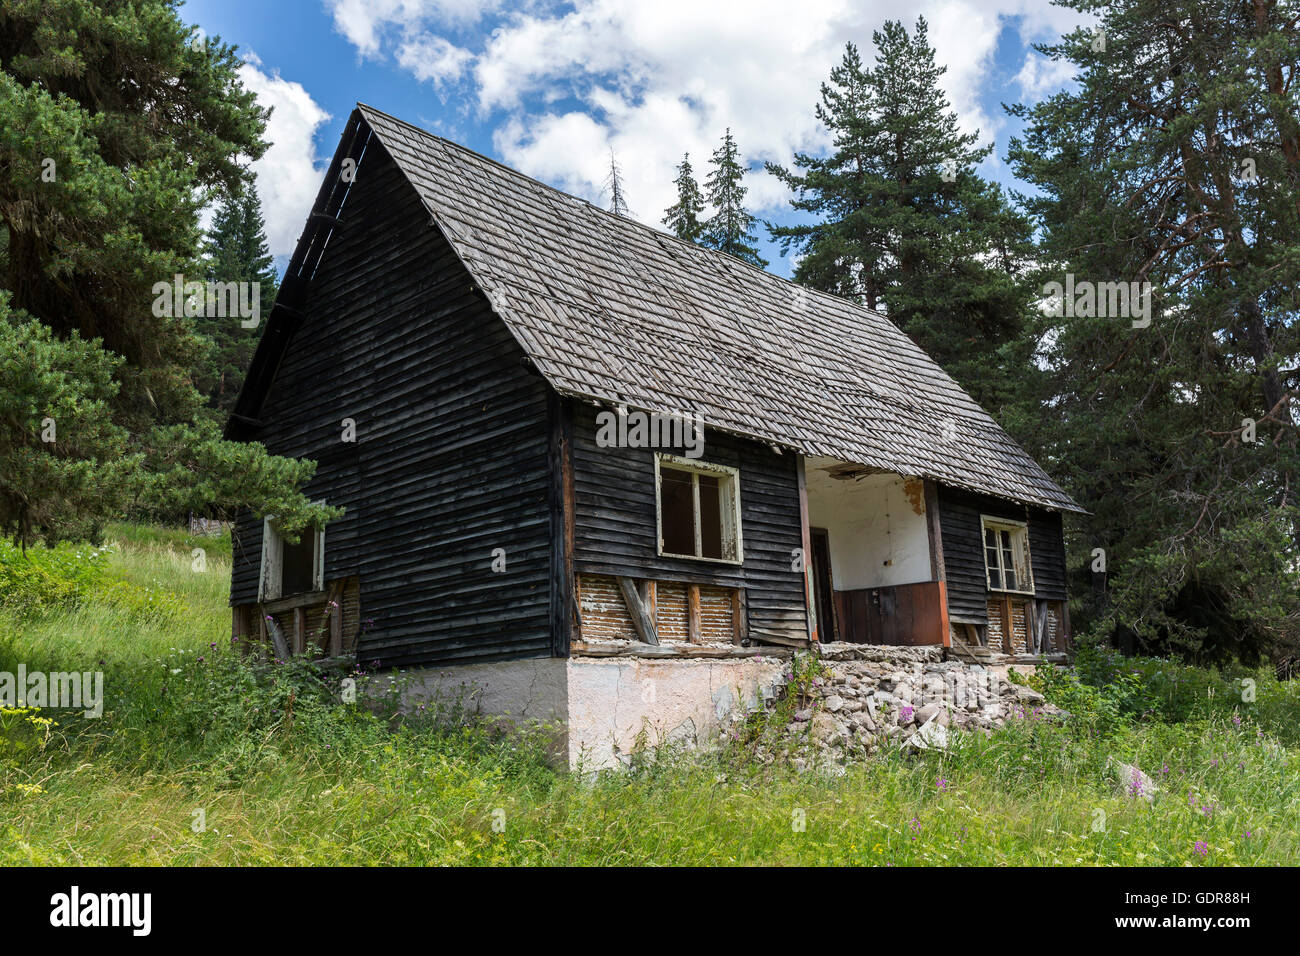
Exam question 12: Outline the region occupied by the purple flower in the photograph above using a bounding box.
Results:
[1128,771,1144,798]
[1194,840,1209,858]
[936,777,948,792]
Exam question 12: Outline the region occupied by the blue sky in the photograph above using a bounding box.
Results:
[185,0,1086,276]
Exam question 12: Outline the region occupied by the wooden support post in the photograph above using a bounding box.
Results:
[795,455,819,643]
[687,584,702,644]
[639,579,657,627]
[328,583,344,657]
[936,581,951,647]
[618,576,659,645]
[293,606,307,655]
[731,588,748,644]
[1000,597,1013,655]
[1025,597,1038,654]
[923,480,946,584]
[261,607,290,660]
[232,605,250,654]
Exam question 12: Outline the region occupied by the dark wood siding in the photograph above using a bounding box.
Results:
[230,139,553,667]
[1027,507,1069,601]
[568,403,807,644]
[937,486,1069,624]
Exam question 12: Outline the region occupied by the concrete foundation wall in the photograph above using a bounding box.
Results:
[564,657,787,771]
[373,655,788,772]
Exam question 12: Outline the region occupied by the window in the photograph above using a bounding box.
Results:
[655,454,742,562]
[980,516,1033,594]
[259,515,325,601]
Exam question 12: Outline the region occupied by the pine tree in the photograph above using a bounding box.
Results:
[197,186,279,414]
[767,26,1038,411]
[0,0,335,544]
[702,129,767,268]
[1006,0,1300,664]
[662,153,705,243]
[604,148,630,216]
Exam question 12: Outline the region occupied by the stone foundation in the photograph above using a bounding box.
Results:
[367,643,1064,773]
[780,643,1063,764]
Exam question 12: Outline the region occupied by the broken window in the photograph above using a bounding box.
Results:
[655,455,742,562]
[259,514,326,601]
[981,516,1033,594]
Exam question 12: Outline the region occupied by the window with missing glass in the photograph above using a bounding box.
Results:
[655,454,742,562]
[981,515,1033,594]
[259,514,325,601]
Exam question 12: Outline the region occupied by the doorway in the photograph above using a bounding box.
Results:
[810,527,837,642]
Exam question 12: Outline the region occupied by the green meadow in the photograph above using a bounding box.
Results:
[2,526,1297,866]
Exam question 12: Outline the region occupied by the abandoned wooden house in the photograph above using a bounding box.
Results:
[225,105,1083,766]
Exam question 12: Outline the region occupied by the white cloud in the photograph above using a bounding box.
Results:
[330,0,1089,232]
[397,34,475,87]
[1013,52,1078,100]
[237,60,333,258]
[326,0,490,60]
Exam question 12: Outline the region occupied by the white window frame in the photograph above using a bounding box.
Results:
[654,454,743,564]
[980,515,1034,596]
[258,509,326,601]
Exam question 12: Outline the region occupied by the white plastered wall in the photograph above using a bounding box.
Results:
[804,459,933,591]
[369,656,788,773]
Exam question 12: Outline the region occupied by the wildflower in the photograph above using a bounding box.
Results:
[936,776,948,792]
[1194,840,1208,858]
[900,705,914,723]
[1128,771,1144,799]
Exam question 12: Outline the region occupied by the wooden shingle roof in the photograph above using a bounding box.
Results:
[355,105,1081,513]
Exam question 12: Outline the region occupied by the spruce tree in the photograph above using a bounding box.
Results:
[0,0,336,543]
[1006,0,1300,664]
[197,186,279,414]
[662,153,705,243]
[604,148,630,216]
[767,26,1038,411]
[702,129,767,268]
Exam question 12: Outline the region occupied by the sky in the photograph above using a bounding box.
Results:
[184,0,1088,277]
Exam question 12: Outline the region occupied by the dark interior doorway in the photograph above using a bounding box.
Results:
[810,527,837,642]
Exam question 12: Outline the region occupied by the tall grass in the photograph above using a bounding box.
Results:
[1,525,1298,866]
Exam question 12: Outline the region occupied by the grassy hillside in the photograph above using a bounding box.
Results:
[1,525,1298,865]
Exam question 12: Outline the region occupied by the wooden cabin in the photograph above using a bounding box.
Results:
[225,104,1082,672]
